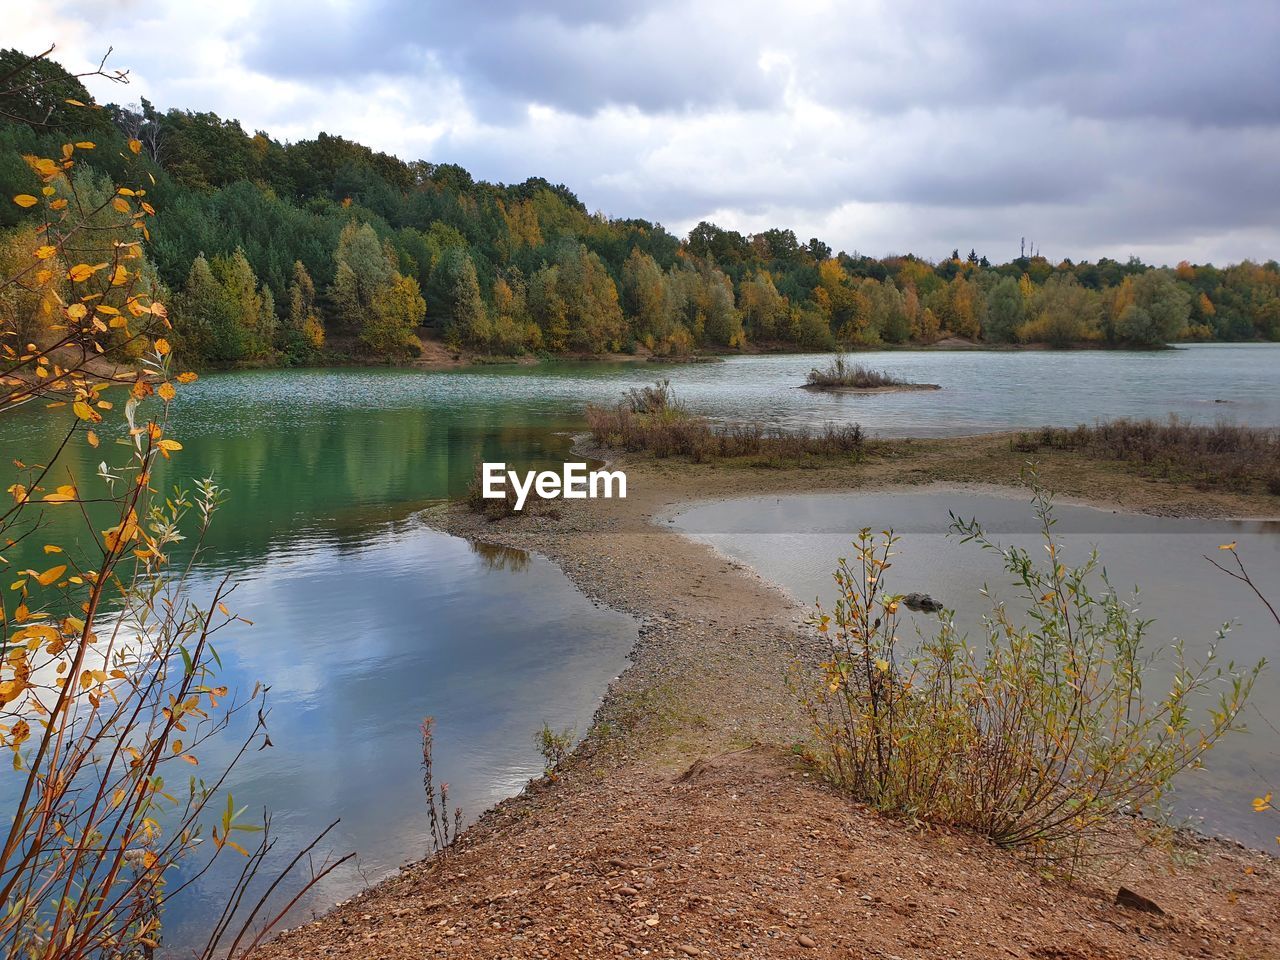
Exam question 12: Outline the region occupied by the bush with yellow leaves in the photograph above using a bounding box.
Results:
[0,50,348,959]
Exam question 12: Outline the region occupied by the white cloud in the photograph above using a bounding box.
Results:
[8,0,1279,264]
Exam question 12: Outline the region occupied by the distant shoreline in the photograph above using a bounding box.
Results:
[174,334,1280,374]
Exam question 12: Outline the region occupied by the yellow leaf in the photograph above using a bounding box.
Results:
[157,439,182,452]
[75,141,96,150]
[176,372,198,384]
[13,195,38,208]
[1219,542,1237,551]
[1254,793,1273,813]
[36,565,67,586]
[42,484,77,504]
[86,430,99,448]
[35,246,57,260]
[157,382,176,403]
[67,264,95,282]
[112,197,130,214]
[66,303,87,319]
[64,98,86,107]
[72,401,101,423]
[128,139,142,155]
[43,545,62,554]
[154,338,170,356]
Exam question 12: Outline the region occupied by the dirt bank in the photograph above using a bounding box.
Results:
[261,437,1280,959]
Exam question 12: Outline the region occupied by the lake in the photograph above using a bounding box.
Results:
[0,343,1277,942]
[672,490,1280,848]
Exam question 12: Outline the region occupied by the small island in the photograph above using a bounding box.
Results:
[801,354,942,393]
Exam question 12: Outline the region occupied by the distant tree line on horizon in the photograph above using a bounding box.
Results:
[3,49,1278,368]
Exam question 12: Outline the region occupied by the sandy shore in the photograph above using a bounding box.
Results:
[261,436,1280,959]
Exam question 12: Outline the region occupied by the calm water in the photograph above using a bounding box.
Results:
[673,491,1280,847]
[0,343,1277,943]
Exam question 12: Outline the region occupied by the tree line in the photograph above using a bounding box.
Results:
[3,49,1278,367]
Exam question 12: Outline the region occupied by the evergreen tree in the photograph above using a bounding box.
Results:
[174,254,239,363]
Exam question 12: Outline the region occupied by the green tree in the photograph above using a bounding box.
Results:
[174,253,239,362]
[441,248,490,346]
[1114,270,1190,345]
[865,279,910,344]
[329,222,393,332]
[985,276,1025,343]
[214,247,274,360]
[528,263,570,351]
[621,247,670,344]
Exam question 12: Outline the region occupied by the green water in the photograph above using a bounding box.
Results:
[0,346,1277,945]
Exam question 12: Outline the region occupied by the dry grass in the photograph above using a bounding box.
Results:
[1014,418,1280,495]
[587,382,863,464]
[806,355,907,389]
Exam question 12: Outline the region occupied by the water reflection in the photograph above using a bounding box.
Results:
[0,388,636,951]
[470,541,532,572]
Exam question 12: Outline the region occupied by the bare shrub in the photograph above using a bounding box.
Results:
[1013,417,1280,494]
[624,378,678,414]
[420,717,462,859]
[806,354,906,388]
[587,385,863,463]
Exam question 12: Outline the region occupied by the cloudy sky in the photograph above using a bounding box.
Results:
[10,0,1280,264]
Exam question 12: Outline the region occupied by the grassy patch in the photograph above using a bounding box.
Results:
[1013,418,1280,495]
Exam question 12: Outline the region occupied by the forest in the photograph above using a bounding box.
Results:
[4,49,1279,368]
